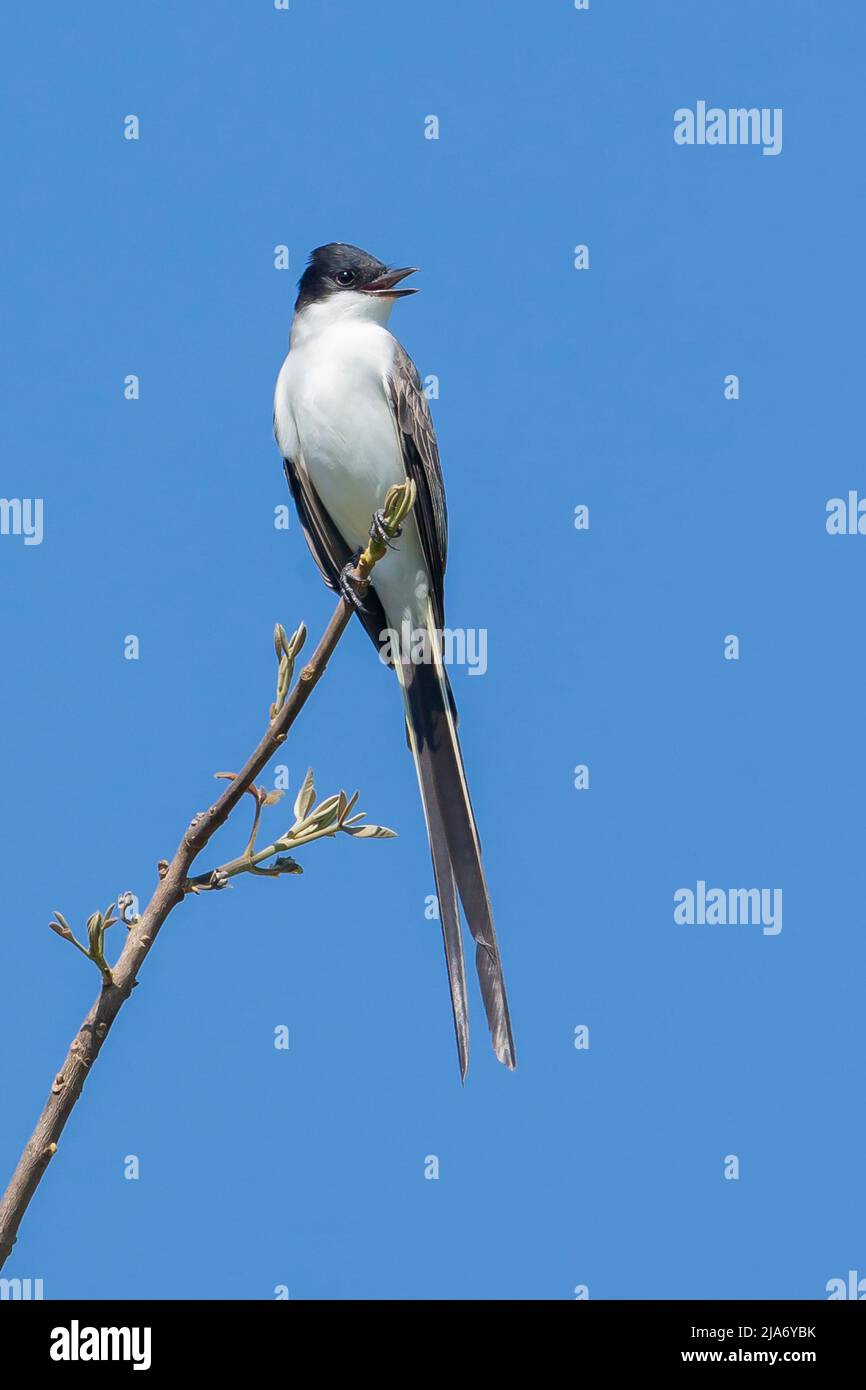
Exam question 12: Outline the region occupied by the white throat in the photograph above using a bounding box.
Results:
[290,290,397,349]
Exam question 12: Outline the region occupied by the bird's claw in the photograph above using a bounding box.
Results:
[339,555,368,613]
[371,508,401,548]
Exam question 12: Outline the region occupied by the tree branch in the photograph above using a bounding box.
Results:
[0,482,416,1272]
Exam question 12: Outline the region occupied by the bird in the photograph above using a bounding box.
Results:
[273,242,515,1079]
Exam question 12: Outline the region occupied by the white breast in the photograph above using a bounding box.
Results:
[274,303,430,626]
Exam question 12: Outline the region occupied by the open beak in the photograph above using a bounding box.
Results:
[361,266,419,298]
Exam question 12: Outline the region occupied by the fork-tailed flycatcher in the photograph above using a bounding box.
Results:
[273,243,515,1078]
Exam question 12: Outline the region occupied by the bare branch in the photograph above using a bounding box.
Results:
[0,482,415,1271]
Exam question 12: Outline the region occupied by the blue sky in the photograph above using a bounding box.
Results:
[1,1,863,1299]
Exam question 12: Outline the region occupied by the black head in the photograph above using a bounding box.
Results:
[295,243,418,313]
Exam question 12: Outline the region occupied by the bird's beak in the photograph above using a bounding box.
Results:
[361,266,419,298]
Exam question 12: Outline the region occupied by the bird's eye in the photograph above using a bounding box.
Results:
[335,269,356,286]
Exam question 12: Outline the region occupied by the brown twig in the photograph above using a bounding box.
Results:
[0,482,416,1272]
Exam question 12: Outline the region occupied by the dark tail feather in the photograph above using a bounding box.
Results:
[400,652,516,1074]
[420,780,470,1080]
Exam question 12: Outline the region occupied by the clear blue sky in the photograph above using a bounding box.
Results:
[1,2,863,1300]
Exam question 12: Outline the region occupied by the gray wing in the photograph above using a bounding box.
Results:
[282,455,345,593]
[387,343,448,630]
[281,453,388,653]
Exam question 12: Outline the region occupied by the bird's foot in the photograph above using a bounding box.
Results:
[371,508,402,548]
[339,554,368,613]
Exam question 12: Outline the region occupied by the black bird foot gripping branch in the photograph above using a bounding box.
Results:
[0,482,416,1273]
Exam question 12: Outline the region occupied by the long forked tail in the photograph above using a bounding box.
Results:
[396,628,516,1079]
